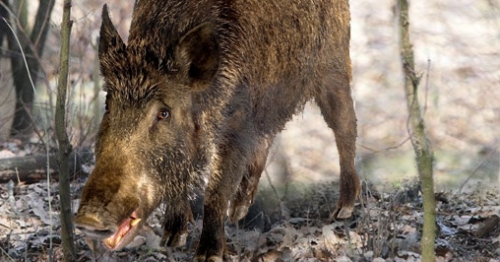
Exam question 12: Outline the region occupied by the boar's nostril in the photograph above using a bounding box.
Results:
[77,227,115,240]
[74,214,117,239]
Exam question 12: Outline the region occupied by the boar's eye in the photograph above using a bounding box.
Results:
[157,109,170,120]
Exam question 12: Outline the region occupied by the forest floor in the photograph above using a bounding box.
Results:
[0,171,499,261]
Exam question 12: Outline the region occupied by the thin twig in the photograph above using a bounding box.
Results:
[423,59,431,114]
[358,137,411,154]
[264,169,281,200]
[458,144,499,193]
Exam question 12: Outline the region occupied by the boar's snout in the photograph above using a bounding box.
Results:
[74,213,117,240]
[74,152,154,250]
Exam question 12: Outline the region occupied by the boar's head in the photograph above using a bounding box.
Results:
[74,5,219,250]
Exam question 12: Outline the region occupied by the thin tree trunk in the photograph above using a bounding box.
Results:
[396,1,436,261]
[55,0,75,260]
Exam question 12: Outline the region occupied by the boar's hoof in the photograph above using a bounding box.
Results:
[161,207,193,247]
[332,195,356,220]
[227,202,250,223]
[192,255,223,262]
[334,205,354,219]
[333,174,360,220]
[160,231,188,248]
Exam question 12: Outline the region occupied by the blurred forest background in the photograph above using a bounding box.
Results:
[1,0,498,190]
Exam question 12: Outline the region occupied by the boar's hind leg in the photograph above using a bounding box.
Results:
[315,73,360,219]
[161,197,193,248]
[228,138,270,223]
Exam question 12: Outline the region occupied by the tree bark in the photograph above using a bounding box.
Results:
[14,0,29,33]
[55,0,76,260]
[0,0,8,48]
[397,1,436,261]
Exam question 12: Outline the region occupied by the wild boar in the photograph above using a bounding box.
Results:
[74,0,360,261]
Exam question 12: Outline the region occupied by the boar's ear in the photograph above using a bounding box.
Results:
[99,4,126,78]
[176,22,219,91]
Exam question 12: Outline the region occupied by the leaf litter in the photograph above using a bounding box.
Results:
[0,178,499,261]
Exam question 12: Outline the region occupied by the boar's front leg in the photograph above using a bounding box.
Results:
[228,137,271,223]
[193,141,250,261]
[161,196,193,247]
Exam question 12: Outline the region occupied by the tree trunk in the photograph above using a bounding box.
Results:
[0,0,9,48]
[0,2,15,140]
[8,0,55,139]
[14,0,29,33]
[55,0,76,260]
[396,1,436,261]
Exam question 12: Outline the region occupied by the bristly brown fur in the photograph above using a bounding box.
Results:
[75,0,359,260]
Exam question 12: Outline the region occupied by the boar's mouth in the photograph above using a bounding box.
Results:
[75,209,143,251]
[103,210,142,250]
